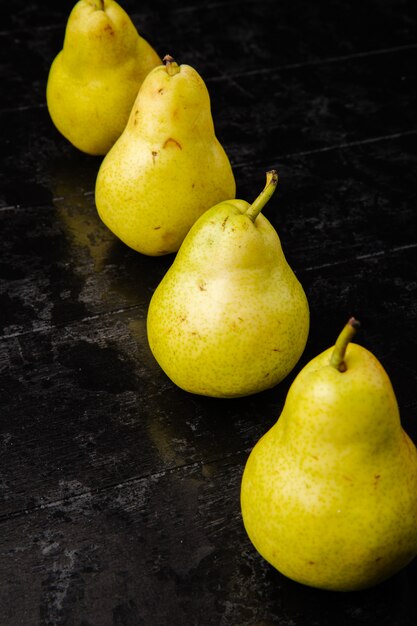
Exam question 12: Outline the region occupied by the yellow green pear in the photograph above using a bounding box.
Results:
[46,0,161,155]
[241,318,417,591]
[146,171,309,397]
[95,55,236,256]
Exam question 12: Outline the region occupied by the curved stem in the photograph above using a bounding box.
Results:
[245,170,278,223]
[329,317,361,372]
[163,54,180,76]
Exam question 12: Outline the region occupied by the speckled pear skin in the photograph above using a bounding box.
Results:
[146,198,309,397]
[241,342,417,591]
[95,60,236,256]
[46,0,161,155]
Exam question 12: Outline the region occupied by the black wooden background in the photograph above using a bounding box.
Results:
[1,1,417,624]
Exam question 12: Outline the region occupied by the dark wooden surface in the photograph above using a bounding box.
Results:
[1,0,417,624]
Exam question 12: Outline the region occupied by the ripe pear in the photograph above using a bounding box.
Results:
[241,318,417,591]
[146,171,309,397]
[46,0,161,155]
[95,55,236,256]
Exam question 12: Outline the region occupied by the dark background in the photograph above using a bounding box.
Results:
[1,0,417,624]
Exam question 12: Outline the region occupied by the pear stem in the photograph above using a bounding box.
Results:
[163,54,180,76]
[245,170,279,223]
[329,317,361,372]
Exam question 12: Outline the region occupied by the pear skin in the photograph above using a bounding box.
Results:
[241,319,417,591]
[46,0,161,155]
[95,56,236,256]
[146,171,309,397]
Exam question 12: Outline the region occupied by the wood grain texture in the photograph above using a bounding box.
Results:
[1,0,417,624]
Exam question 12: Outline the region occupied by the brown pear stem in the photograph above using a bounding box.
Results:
[163,54,180,76]
[245,170,278,223]
[329,317,361,372]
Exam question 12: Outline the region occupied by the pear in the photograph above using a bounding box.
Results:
[46,0,161,155]
[146,171,309,397]
[95,55,236,256]
[241,318,417,591]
